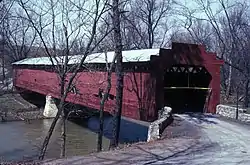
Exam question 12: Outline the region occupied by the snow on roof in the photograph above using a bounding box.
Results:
[12,49,160,65]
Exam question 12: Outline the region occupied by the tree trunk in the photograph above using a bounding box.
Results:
[226,62,232,99]
[1,7,6,85]
[60,113,66,158]
[39,77,66,160]
[39,104,62,160]
[2,55,5,84]
[97,98,104,152]
[98,52,116,152]
[60,76,66,158]
[244,79,249,108]
[221,66,227,92]
[236,86,239,120]
[110,0,123,149]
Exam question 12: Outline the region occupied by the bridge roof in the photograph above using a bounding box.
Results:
[12,49,160,65]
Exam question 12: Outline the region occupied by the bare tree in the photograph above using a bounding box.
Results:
[99,0,175,51]
[0,0,14,24]
[121,0,173,49]
[0,0,8,84]
[97,51,116,152]
[110,0,123,149]
[4,10,37,63]
[199,0,250,106]
[176,0,250,106]
[18,0,110,159]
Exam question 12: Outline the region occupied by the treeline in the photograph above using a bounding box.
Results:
[1,0,249,104]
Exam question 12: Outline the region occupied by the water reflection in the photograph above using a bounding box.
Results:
[0,116,149,161]
[86,116,149,143]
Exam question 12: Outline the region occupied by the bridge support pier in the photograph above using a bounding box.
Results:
[43,95,58,118]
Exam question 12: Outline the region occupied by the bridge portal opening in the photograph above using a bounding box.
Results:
[164,65,212,114]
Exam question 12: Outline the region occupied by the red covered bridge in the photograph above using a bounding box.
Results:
[12,42,223,122]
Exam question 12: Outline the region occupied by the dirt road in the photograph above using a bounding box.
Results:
[172,113,250,165]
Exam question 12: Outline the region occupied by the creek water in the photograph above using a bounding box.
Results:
[0,116,149,161]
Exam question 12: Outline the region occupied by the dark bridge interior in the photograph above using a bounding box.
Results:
[164,65,212,114]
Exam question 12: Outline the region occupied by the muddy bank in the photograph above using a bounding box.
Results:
[1,109,48,122]
[0,93,47,122]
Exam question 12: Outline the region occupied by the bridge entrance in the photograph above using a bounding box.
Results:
[164,64,212,114]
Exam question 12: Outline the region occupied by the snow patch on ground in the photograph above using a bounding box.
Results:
[0,78,13,91]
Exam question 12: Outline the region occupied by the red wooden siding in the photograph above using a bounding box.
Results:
[13,69,156,121]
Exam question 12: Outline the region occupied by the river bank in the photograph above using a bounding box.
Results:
[0,93,47,122]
